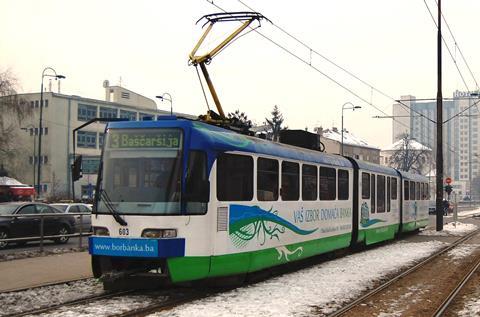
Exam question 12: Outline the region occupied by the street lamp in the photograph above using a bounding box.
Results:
[341,102,361,156]
[37,67,65,196]
[156,93,173,116]
[20,124,36,187]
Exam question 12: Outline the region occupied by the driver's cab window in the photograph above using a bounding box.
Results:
[17,205,37,214]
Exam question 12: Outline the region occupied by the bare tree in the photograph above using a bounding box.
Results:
[387,133,433,174]
[0,69,32,176]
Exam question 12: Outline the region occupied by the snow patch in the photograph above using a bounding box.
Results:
[447,244,480,261]
[150,241,444,317]
[458,296,480,317]
[419,222,477,237]
[0,278,102,316]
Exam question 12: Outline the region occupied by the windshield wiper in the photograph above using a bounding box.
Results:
[100,189,128,226]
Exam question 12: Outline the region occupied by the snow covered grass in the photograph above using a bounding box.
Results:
[0,247,87,262]
[0,278,102,316]
[150,240,445,317]
[419,222,478,237]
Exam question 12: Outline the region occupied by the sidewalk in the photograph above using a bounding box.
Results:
[0,251,92,292]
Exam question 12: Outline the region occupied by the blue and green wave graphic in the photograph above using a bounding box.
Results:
[229,205,317,248]
[361,219,385,228]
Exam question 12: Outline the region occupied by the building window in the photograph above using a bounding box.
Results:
[77,131,97,148]
[121,92,130,99]
[99,133,105,147]
[30,101,34,108]
[44,99,48,108]
[35,100,39,108]
[257,158,279,201]
[302,164,317,201]
[120,110,137,121]
[217,153,253,201]
[34,128,38,135]
[29,156,33,165]
[29,128,33,136]
[99,107,117,119]
[78,104,97,121]
[44,127,48,135]
[43,156,48,164]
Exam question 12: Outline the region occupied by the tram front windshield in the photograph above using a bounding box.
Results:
[97,128,183,215]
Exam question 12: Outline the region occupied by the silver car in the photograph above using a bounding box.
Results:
[50,203,92,232]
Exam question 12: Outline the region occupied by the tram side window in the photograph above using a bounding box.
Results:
[377,175,385,213]
[281,161,299,201]
[371,174,376,213]
[338,169,349,200]
[416,182,421,200]
[404,180,409,200]
[387,177,391,212]
[258,158,279,201]
[410,181,416,201]
[302,164,317,201]
[362,172,370,199]
[320,167,336,200]
[185,151,208,214]
[420,183,425,200]
[391,178,397,200]
[217,153,253,201]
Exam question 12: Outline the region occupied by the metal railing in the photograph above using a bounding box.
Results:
[0,212,92,252]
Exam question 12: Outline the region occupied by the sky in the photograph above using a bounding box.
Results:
[2,0,480,149]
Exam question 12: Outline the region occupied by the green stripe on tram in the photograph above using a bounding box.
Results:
[167,233,351,283]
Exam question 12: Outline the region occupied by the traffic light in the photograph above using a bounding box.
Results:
[445,184,453,195]
[71,155,83,182]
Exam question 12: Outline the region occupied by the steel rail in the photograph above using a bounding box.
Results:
[5,287,135,317]
[327,228,480,317]
[432,253,480,317]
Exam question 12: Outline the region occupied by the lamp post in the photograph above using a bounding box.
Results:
[341,102,361,156]
[155,93,173,116]
[37,67,65,196]
[20,124,36,187]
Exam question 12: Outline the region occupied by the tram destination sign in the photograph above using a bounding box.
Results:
[109,130,181,149]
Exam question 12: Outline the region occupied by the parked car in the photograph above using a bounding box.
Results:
[50,203,92,233]
[0,202,76,249]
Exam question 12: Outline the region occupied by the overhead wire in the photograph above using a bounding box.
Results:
[205,0,460,153]
[236,0,436,124]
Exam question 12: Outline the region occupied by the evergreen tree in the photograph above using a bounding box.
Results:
[265,105,284,141]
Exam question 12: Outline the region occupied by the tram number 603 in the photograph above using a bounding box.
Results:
[119,228,129,236]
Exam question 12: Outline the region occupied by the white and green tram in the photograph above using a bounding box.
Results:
[89,117,429,287]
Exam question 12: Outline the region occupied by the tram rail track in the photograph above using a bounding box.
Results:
[327,228,480,317]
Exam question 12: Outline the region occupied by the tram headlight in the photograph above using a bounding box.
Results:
[93,227,110,236]
[142,229,177,238]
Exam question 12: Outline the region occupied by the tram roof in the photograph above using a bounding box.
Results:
[353,159,399,177]
[107,118,353,168]
[396,170,428,182]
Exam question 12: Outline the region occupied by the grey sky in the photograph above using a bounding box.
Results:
[2,0,479,148]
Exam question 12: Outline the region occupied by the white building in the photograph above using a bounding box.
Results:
[316,127,380,163]
[6,81,194,200]
[392,91,479,198]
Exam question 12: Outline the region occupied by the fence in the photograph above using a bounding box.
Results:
[0,212,92,252]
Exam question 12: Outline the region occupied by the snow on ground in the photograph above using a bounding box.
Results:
[0,247,87,262]
[458,296,480,317]
[447,244,480,261]
[458,208,480,218]
[150,241,445,317]
[419,222,478,237]
[0,278,102,316]
[37,294,164,317]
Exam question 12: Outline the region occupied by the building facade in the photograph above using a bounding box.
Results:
[5,81,193,200]
[392,91,480,198]
[317,127,380,164]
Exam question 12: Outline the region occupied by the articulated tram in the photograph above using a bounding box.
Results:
[89,117,429,288]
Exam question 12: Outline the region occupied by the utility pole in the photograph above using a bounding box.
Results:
[435,0,444,231]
